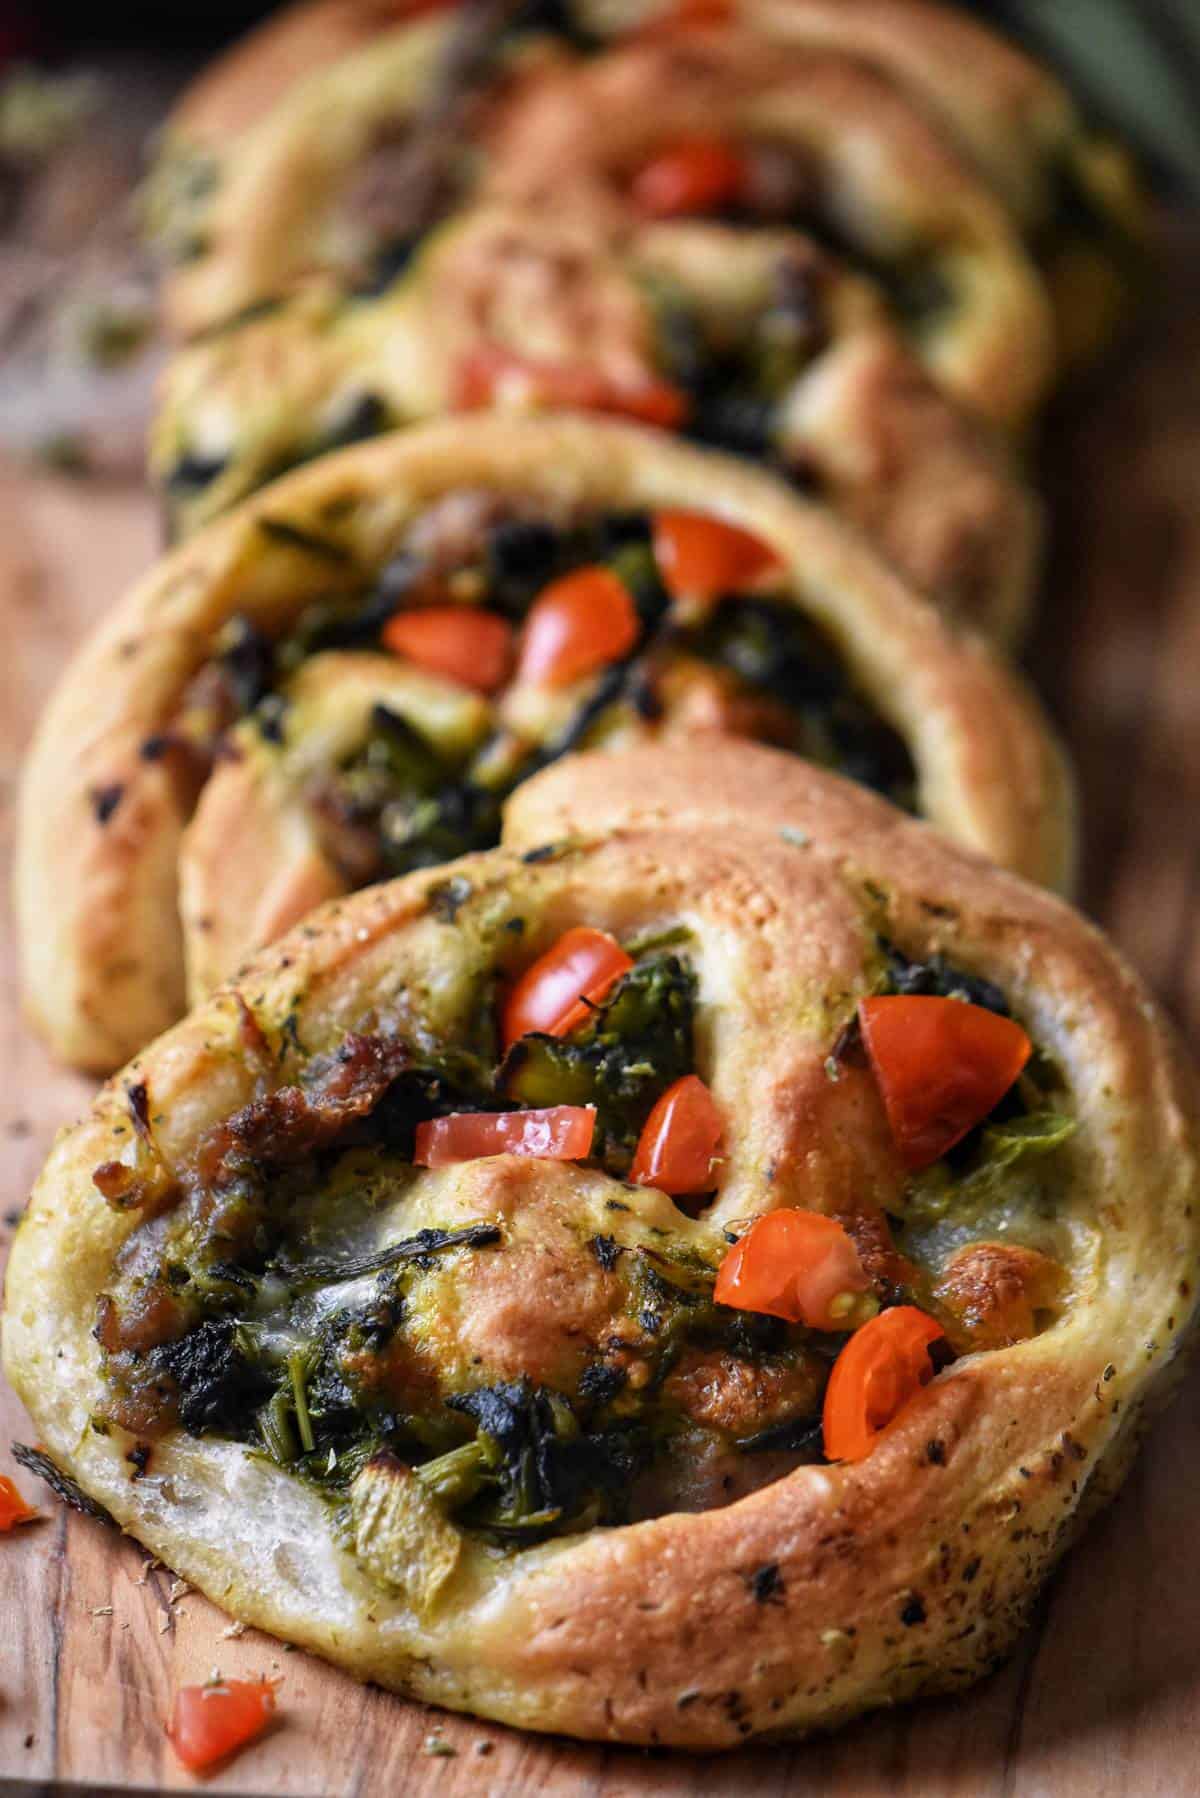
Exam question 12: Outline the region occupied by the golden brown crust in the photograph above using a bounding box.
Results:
[5,743,1197,1746]
[17,415,1073,1071]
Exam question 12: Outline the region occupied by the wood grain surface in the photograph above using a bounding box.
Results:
[1,223,1199,1795]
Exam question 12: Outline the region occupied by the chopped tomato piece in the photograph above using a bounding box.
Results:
[414,1105,596,1166]
[381,605,513,692]
[822,1305,946,1462]
[0,1473,37,1531]
[515,567,640,688]
[168,1678,278,1772]
[631,1074,723,1195]
[453,345,688,429]
[631,138,748,218]
[502,926,633,1048]
[653,510,778,606]
[714,1209,876,1331]
[859,995,1032,1171]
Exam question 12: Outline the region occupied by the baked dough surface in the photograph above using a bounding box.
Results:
[16,416,1073,1070]
[5,743,1195,1748]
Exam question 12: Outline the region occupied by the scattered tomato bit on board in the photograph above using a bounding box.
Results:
[167,1677,279,1772]
[0,1473,37,1530]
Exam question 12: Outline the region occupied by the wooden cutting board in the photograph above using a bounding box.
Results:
[3,233,1200,1795]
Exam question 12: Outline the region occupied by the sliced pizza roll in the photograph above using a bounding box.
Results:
[153,11,1055,427]
[152,203,1039,641]
[16,415,1072,1072]
[477,26,1056,431]
[5,743,1196,1747]
[153,0,1141,377]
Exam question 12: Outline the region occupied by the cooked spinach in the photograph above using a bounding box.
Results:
[316,391,392,454]
[902,1106,1078,1229]
[979,1112,1076,1167]
[435,1379,644,1537]
[684,600,917,808]
[881,941,1009,1015]
[483,517,564,617]
[657,258,828,461]
[276,1221,502,1287]
[310,705,505,881]
[354,234,425,298]
[164,449,230,495]
[149,1317,272,1437]
[277,585,404,668]
[494,0,603,55]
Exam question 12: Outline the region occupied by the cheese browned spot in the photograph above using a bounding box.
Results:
[934,1240,1065,1351]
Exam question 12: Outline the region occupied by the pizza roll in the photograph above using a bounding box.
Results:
[480,27,1055,430]
[153,0,1140,378]
[5,742,1194,1747]
[16,415,1072,1071]
[152,203,1040,641]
